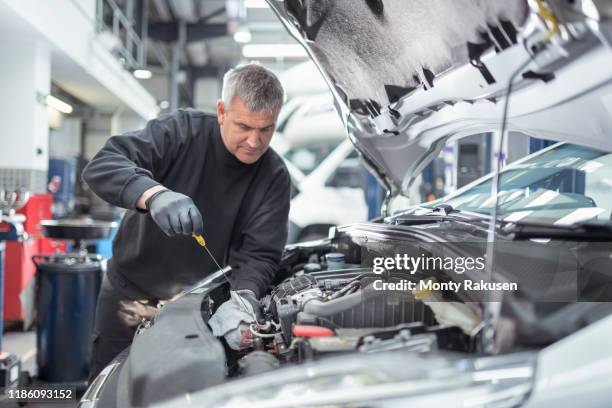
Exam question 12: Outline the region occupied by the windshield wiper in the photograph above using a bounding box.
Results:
[388,204,490,226]
[505,219,612,241]
[391,205,612,241]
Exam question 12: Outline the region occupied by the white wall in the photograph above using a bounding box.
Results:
[0,40,50,171]
[0,0,158,120]
[49,117,82,159]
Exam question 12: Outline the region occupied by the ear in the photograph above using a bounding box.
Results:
[216,99,226,124]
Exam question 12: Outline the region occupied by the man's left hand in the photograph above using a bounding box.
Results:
[235,289,265,324]
[208,290,265,350]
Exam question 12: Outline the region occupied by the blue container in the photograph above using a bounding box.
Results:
[33,254,102,383]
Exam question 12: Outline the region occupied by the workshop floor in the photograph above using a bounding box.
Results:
[0,330,79,408]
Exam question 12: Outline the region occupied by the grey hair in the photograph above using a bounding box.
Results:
[221,62,284,114]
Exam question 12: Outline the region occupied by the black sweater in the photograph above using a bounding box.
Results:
[82,109,291,300]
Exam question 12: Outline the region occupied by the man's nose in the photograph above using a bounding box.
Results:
[246,132,261,149]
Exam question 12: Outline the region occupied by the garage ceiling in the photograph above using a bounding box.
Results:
[144,0,305,71]
[98,0,308,108]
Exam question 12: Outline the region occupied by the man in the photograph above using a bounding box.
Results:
[82,63,290,381]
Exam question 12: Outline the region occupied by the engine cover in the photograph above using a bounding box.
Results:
[299,288,435,329]
[268,273,435,343]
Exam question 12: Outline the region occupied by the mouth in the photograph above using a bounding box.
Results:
[241,147,259,156]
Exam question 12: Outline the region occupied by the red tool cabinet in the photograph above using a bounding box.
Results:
[3,194,66,324]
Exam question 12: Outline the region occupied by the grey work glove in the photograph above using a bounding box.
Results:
[208,291,265,351]
[147,190,204,236]
[236,289,265,325]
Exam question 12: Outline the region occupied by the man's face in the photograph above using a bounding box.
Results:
[217,96,279,164]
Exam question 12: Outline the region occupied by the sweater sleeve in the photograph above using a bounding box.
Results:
[82,110,192,210]
[228,164,291,298]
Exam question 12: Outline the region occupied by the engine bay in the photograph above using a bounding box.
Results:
[200,222,612,380]
[116,222,612,407]
[209,239,481,378]
[245,267,475,373]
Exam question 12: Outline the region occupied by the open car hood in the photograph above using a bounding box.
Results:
[267,0,612,202]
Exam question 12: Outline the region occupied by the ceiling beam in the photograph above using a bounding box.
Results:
[187,22,227,42]
[190,65,221,79]
[147,62,222,78]
[148,21,227,42]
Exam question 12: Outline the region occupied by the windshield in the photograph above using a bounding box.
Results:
[438,144,612,226]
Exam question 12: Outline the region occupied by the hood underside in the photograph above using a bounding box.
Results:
[268,0,612,197]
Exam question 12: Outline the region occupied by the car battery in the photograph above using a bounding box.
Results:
[4,194,65,323]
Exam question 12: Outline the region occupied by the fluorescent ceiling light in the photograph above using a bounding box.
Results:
[242,44,307,59]
[134,69,153,79]
[245,0,269,8]
[46,95,73,114]
[234,29,252,43]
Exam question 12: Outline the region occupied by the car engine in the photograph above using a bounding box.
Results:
[228,250,477,377]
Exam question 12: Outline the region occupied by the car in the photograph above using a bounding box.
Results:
[271,94,369,242]
[82,1,612,407]
[276,94,345,176]
[287,139,368,242]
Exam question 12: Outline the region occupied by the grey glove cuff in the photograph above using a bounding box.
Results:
[144,189,171,211]
[236,290,265,324]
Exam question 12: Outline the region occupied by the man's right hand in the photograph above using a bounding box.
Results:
[147,190,204,236]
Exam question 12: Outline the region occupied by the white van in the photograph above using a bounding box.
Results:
[271,95,369,242]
